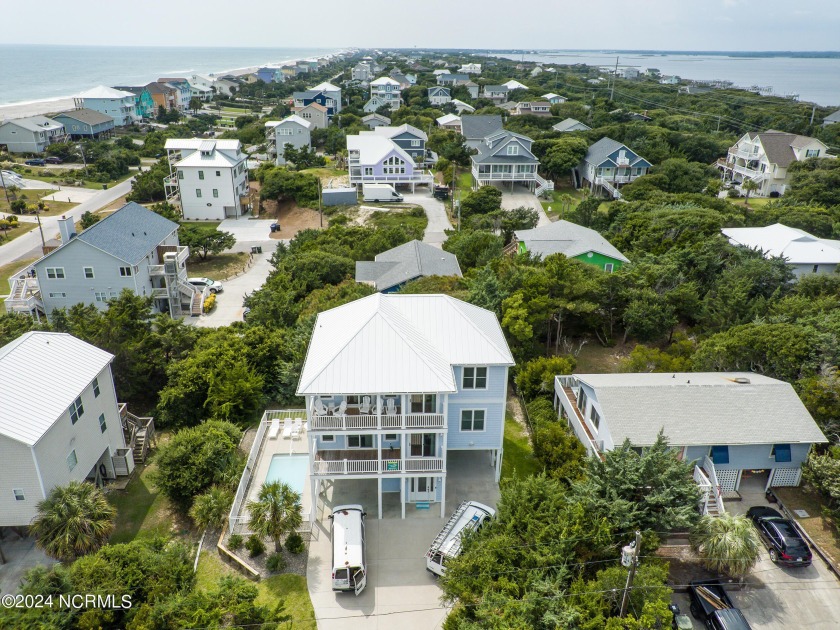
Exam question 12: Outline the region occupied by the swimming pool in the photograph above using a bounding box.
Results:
[265,454,308,495]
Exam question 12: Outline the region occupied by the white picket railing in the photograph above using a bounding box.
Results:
[702,456,726,515]
[309,413,444,431]
[405,457,445,472]
[311,457,444,476]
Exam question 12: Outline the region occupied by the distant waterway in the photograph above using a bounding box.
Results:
[0,45,340,107]
[488,50,840,106]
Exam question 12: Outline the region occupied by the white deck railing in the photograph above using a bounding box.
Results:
[694,465,713,515]
[309,413,444,431]
[554,376,601,456]
[702,456,726,515]
[312,457,444,476]
[228,418,268,534]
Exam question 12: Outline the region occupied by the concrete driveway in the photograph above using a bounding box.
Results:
[306,451,500,629]
[0,531,56,595]
[401,192,453,248]
[501,188,551,227]
[194,250,275,327]
[218,217,277,245]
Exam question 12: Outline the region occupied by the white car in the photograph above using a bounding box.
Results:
[188,277,224,293]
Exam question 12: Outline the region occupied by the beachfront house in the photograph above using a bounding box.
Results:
[362,113,391,129]
[157,78,193,111]
[717,130,834,197]
[265,115,312,166]
[114,85,156,119]
[554,372,827,514]
[163,138,250,221]
[144,82,178,112]
[722,223,840,279]
[297,293,515,519]
[514,220,629,271]
[74,86,137,126]
[187,81,214,103]
[553,118,591,133]
[355,240,462,293]
[4,203,200,320]
[470,128,553,195]
[256,67,284,84]
[428,86,451,106]
[53,109,115,140]
[369,77,402,110]
[0,116,65,154]
[0,332,148,528]
[346,133,433,191]
[293,103,329,130]
[574,137,651,199]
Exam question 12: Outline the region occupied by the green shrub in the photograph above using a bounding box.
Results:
[245,534,265,558]
[227,534,244,551]
[266,552,287,572]
[285,532,305,554]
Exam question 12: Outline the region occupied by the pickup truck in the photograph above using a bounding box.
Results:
[688,580,752,630]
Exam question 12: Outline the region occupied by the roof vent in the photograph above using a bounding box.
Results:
[734,377,751,384]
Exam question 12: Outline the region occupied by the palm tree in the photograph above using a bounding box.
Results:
[690,513,762,579]
[741,178,758,206]
[246,481,302,553]
[30,481,116,561]
[190,486,234,531]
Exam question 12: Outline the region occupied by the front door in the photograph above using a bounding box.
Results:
[410,433,436,457]
[410,476,436,502]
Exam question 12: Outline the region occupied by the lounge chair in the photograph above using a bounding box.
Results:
[386,398,397,416]
[313,398,328,416]
[281,419,293,439]
[291,418,303,440]
[335,401,347,416]
[359,396,372,414]
[267,418,281,439]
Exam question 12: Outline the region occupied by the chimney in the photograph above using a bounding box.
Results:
[58,215,76,243]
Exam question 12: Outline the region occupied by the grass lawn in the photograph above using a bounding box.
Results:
[1,190,78,217]
[300,167,346,181]
[366,207,428,235]
[502,413,540,480]
[11,169,134,190]
[0,221,38,247]
[187,252,251,280]
[774,486,840,566]
[0,256,39,290]
[181,221,221,229]
[196,552,316,626]
[573,341,633,373]
[540,186,587,219]
[108,459,174,544]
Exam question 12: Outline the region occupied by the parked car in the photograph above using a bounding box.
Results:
[687,580,752,630]
[44,156,63,164]
[188,277,224,294]
[24,158,46,166]
[746,506,812,566]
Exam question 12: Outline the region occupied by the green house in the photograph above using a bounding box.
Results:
[515,220,629,271]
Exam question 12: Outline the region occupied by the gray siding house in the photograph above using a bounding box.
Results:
[53,109,116,139]
[355,240,462,292]
[5,203,200,320]
[0,116,66,153]
[265,115,313,165]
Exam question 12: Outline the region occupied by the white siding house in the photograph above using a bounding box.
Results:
[369,77,402,110]
[164,139,250,221]
[298,294,514,520]
[74,86,137,126]
[0,332,136,527]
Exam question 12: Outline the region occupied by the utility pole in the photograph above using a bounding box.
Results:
[619,531,642,618]
[810,105,816,126]
[716,116,721,133]
[610,56,619,102]
[35,207,46,250]
[318,178,323,228]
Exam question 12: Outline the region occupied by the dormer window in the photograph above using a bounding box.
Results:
[506,145,519,156]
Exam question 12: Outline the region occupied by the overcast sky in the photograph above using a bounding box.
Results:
[4,0,838,50]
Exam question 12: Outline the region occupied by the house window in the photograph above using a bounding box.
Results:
[384,434,398,441]
[95,291,107,302]
[67,450,78,472]
[46,267,65,279]
[604,263,614,273]
[84,267,94,279]
[411,140,420,147]
[460,409,486,432]
[813,265,819,273]
[321,435,335,443]
[13,489,25,501]
[806,149,819,158]
[770,444,792,462]
[506,145,519,156]
[462,366,488,389]
[710,445,730,465]
[99,413,107,433]
[364,167,373,176]
[577,389,589,416]
[48,292,67,298]
[92,377,100,397]
[198,171,205,180]
[216,170,221,176]
[69,396,84,424]
[213,189,219,198]
[348,435,374,448]
[410,394,436,413]
[177,170,184,180]
[119,266,132,277]
[589,406,601,430]
[196,189,202,198]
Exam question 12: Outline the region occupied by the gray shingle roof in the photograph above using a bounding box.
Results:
[553,118,591,132]
[73,202,179,264]
[472,132,538,164]
[583,137,648,167]
[54,108,114,126]
[355,240,462,291]
[755,131,806,168]
[516,220,629,262]
[1,115,62,133]
[572,372,827,447]
[460,115,503,140]
[823,109,840,124]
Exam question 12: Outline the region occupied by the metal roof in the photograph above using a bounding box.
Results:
[297,294,514,395]
[571,372,827,447]
[354,240,462,291]
[164,138,241,151]
[516,220,629,262]
[0,332,114,446]
[370,77,400,86]
[722,223,840,265]
[371,123,427,141]
[346,134,415,166]
[77,85,135,99]
[266,114,312,130]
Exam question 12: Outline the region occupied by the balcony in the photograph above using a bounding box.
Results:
[313,449,444,476]
[471,166,538,181]
[310,412,444,431]
[308,394,446,432]
[554,376,603,459]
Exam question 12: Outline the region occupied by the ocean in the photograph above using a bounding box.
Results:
[490,51,840,107]
[0,45,340,106]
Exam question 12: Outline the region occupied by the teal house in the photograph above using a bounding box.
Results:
[514,220,629,272]
[114,85,156,119]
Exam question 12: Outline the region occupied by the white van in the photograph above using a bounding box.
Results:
[426,501,495,576]
[362,183,404,202]
[329,504,367,595]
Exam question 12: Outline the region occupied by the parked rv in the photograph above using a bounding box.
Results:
[426,501,495,576]
[362,183,403,202]
[330,504,367,595]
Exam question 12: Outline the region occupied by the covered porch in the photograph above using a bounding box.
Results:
[307,392,446,431]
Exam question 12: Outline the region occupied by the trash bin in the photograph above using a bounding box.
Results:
[256,246,262,254]
[102,184,108,190]
[250,246,259,254]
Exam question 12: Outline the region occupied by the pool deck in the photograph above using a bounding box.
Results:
[242,412,312,531]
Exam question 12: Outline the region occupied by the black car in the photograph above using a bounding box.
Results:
[44,156,63,164]
[24,158,46,166]
[746,506,812,567]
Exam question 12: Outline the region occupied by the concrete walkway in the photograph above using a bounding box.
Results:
[401,192,453,248]
[41,188,100,203]
[501,189,551,227]
[0,532,56,595]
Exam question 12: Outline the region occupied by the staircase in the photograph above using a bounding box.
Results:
[120,405,156,464]
[600,179,623,200]
[503,241,518,256]
[535,173,554,197]
[177,280,203,317]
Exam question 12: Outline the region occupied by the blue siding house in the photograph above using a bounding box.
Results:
[292,90,338,118]
[555,372,827,516]
[297,293,514,519]
[53,109,115,139]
